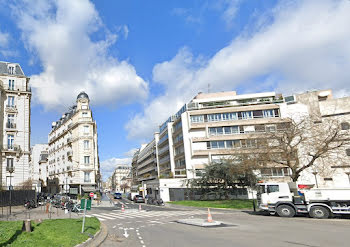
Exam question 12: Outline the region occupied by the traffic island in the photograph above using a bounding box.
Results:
[176,218,223,227]
[176,219,238,228]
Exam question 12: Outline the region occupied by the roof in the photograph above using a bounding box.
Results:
[0,61,25,76]
[77,91,89,101]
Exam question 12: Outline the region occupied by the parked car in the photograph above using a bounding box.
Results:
[114,192,122,199]
[133,195,145,203]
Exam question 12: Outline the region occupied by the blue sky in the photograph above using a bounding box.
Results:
[1,0,350,180]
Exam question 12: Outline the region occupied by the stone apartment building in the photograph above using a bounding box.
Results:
[30,144,49,192]
[111,164,131,192]
[47,92,101,195]
[132,89,350,201]
[0,61,31,188]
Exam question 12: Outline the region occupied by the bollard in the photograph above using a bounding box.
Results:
[22,219,32,232]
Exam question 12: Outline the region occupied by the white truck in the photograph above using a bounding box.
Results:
[257,182,350,219]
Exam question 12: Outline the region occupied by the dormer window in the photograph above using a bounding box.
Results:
[8,66,15,75]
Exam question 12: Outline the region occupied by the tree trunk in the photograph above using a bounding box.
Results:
[22,219,32,232]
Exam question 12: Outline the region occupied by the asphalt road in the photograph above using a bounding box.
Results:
[88,194,349,247]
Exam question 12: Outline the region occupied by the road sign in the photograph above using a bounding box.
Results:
[89,192,94,197]
[80,199,91,210]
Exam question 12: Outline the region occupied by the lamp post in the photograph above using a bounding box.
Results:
[312,171,318,188]
[8,166,14,215]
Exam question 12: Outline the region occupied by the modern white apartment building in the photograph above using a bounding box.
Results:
[136,133,159,183]
[30,144,49,192]
[133,89,350,201]
[48,92,101,195]
[0,61,31,188]
[111,164,131,192]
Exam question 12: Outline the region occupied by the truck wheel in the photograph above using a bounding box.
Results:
[309,206,330,219]
[276,205,296,217]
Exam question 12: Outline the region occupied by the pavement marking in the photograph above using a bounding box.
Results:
[140,240,144,244]
[137,232,140,235]
[138,236,142,240]
[112,226,116,229]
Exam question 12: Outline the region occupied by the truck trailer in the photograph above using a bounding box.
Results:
[257,182,350,219]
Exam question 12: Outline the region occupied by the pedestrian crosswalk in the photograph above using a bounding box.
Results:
[87,210,222,222]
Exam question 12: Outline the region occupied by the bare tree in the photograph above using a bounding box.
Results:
[263,117,350,182]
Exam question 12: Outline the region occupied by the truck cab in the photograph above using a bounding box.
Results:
[257,182,350,219]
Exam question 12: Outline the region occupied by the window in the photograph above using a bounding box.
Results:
[346,149,350,156]
[8,80,15,90]
[208,113,222,122]
[260,167,291,177]
[7,96,15,107]
[241,111,253,119]
[8,66,14,75]
[82,112,88,118]
[190,115,204,123]
[84,172,91,182]
[7,114,15,128]
[81,105,88,110]
[263,109,275,118]
[7,158,14,170]
[83,126,89,134]
[7,135,14,149]
[84,140,89,150]
[341,122,350,130]
[222,112,238,121]
[265,125,276,132]
[175,159,186,168]
[267,185,279,193]
[84,156,90,164]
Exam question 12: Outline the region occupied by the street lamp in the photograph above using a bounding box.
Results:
[312,171,318,188]
[8,166,14,215]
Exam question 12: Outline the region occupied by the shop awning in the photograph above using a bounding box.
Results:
[82,186,96,192]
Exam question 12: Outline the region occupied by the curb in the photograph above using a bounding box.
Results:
[76,221,108,247]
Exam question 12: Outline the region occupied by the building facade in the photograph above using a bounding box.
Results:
[111,164,131,192]
[48,92,101,195]
[0,61,31,188]
[132,89,350,201]
[30,144,49,192]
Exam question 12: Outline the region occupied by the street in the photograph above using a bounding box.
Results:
[86,194,350,247]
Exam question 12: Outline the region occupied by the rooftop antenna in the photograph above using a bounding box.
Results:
[208,83,210,93]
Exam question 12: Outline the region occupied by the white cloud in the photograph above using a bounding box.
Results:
[221,0,241,26]
[127,0,350,140]
[0,30,9,47]
[100,157,132,181]
[11,0,148,110]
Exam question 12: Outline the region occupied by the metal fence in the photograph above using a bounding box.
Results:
[0,187,35,207]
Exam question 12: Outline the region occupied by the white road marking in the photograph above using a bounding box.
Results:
[138,236,142,240]
[140,240,144,244]
[112,225,116,229]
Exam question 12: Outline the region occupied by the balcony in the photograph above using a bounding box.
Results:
[5,105,17,112]
[6,122,16,129]
[2,144,21,153]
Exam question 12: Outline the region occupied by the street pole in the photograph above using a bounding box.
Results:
[9,167,14,215]
[81,199,87,233]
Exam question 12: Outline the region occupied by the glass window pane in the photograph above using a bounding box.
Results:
[224,127,231,134]
[218,141,225,148]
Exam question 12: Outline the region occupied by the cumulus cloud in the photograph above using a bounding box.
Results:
[10,0,148,110]
[100,157,132,181]
[127,0,350,140]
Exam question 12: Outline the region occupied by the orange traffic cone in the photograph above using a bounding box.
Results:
[122,204,125,212]
[139,204,142,211]
[207,208,213,223]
